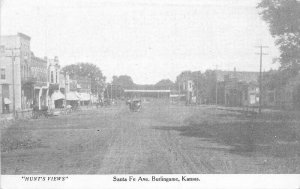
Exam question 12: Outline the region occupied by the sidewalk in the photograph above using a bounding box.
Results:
[217,105,279,113]
[216,105,300,115]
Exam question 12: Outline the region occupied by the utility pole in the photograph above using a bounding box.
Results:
[215,65,218,105]
[110,84,113,101]
[95,77,99,102]
[64,71,68,107]
[196,72,199,104]
[90,76,92,106]
[5,48,20,118]
[255,45,268,114]
[106,84,108,100]
[0,0,3,42]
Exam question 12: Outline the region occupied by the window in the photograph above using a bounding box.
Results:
[51,71,54,83]
[0,68,5,80]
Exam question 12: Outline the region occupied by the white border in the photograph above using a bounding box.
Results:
[1,174,300,189]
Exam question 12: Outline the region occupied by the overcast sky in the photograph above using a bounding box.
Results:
[1,0,279,84]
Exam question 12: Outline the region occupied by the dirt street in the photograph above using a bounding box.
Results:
[1,100,300,174]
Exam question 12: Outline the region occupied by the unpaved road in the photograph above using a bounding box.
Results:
[1,100,300,174]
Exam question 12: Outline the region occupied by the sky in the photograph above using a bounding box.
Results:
[1,0,280,84]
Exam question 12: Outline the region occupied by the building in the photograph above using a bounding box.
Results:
[0,33,32,113]
[215,69,259,83]
[75,76,92,105]
[223,79,259,107]
[244,82,260,106]
[48,56,60,85]
[48,56,64,109]
[30,53,48,109]
[0,45,8,113]
[183,80,196,104]
[59,72,70,95]
[217,69,260,107]
[176,71,197,104]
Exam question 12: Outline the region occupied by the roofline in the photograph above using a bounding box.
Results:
[1,33,31,40]
[18,33,31,40]
[216,70,259,74]
[124,90,171,93]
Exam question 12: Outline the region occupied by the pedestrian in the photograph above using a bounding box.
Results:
[3,98,11,113]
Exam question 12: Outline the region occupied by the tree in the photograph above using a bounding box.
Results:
[62,63,105,94]
[262,69,291,90]
[62,63,104,79]
[112,75,135,89]
[257,0,300,74]
[155,79,175,89]
[106,75,135,98]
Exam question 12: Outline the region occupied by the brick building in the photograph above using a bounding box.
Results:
[0,33,32,113]
[176,71,197,104]
[30,53,48,109]
[216,69,260,107]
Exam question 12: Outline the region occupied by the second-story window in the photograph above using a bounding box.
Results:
[0,68,5,80]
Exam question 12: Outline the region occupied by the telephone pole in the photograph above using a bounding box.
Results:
[0,0,3,42]
[215,65,218,105]
[110,84,113,101]
[5,48,20,118]
[255,45,268,114]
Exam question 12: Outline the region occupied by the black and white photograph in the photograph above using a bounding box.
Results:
[0,0,300,188]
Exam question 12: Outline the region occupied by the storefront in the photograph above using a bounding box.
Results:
[50,90,65,109]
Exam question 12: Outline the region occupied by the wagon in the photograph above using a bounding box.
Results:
[32,106,50,119]
[129,99,142,112]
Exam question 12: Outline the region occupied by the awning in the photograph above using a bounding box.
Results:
[4,98,11,104]
[66,92,80,101]
[91,95,98,103]
[79,93,91,101]
[51,91,65,100]
[170,94,185,98]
